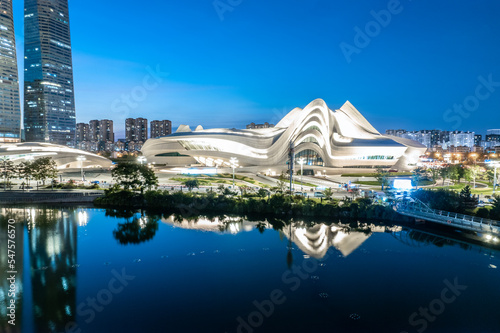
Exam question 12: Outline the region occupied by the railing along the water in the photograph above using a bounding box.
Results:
[395,201,500,235]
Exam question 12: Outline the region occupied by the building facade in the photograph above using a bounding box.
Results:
[150,120,172,138]
[449,131,475,149]
[89,119,114,142]
[143,99,426,171]
[125,118,148,142]
[0,0,21,143]
[75,123,89,143]
[24,0,76,146]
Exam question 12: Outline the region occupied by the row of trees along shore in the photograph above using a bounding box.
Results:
[96,163,403,220]
[0,157,57,190]
[97,162,500,220]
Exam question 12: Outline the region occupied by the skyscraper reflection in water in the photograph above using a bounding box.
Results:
[0,210,24,333]
[27,208,77,333]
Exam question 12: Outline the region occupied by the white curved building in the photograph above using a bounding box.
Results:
[142,99,426,171]
[0,142,112,170]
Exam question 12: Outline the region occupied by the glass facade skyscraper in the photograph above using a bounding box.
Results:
[24,0,76,146]
[0,0,21,143]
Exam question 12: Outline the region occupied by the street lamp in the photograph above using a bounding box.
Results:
[76,155,86,182]
[230,157,238,188]
[298,157,305,191]
[138,156,147,165]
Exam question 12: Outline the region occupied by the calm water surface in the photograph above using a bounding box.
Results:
[1,207,499,333]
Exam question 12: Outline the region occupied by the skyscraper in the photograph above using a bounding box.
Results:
[0,0,21,143]
[24,0,76,146]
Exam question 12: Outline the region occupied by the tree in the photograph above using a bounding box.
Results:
[184,179,199,191]
[217,184,225,194]
[257,188,268,198]
[375,167,390,190]
[0,158,15,190]
[486,169,495,184]
[439,167,449,186]
[111,163,158,193]
[412,167,426,189]
[277,172,287,192]
[429,168,439,184]
[17,161,33,189]
[464,168,472,184]
[448,165,460,184]
[457,165,466,184]
[30,157,57,189]
[490,195,500,220]
[323,187,333,200]
[468,165,482,189]
[459,185,478,213]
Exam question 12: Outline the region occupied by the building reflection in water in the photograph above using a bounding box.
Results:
[28,208,77,333]
[0,207,78,333]
[161,214,500,258]
[160,215,403,259]
[0,209,24,333]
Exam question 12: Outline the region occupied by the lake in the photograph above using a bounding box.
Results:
[1,206,499,333]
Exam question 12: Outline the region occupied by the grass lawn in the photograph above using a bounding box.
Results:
[432,183,495,195]
[341,172,413,177]
[353,181,381,186]
[170,174,269,188]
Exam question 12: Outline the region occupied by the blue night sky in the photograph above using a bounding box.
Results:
[13,0,500,139]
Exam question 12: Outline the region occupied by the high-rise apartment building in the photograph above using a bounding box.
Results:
[487,129,500,136]
[150,120,172,138]
[125,118,148,142]
[0,0,21,143]
[89,119,114,143]
[75,123,89,143]
[24,0,76,146]
[449,131,475,149]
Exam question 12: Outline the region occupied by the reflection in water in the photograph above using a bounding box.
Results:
[160,214,402,259]
[160,214,500,259]
[0,210,24,333]
[392,227,500,255]
[0,207,78,333]
[29,208,77,333]
[113,214,159,245]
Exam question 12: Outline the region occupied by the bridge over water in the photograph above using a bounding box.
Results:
[394,199,500,237]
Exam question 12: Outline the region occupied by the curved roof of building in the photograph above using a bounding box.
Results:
[0,142,112,168]
[142,99,426,169]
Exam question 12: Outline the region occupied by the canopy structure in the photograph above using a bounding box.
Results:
[0,142,112,170]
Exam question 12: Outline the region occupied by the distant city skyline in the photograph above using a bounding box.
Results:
[10,0,500,139]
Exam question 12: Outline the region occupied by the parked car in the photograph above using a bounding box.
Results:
[314,192,325,198]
